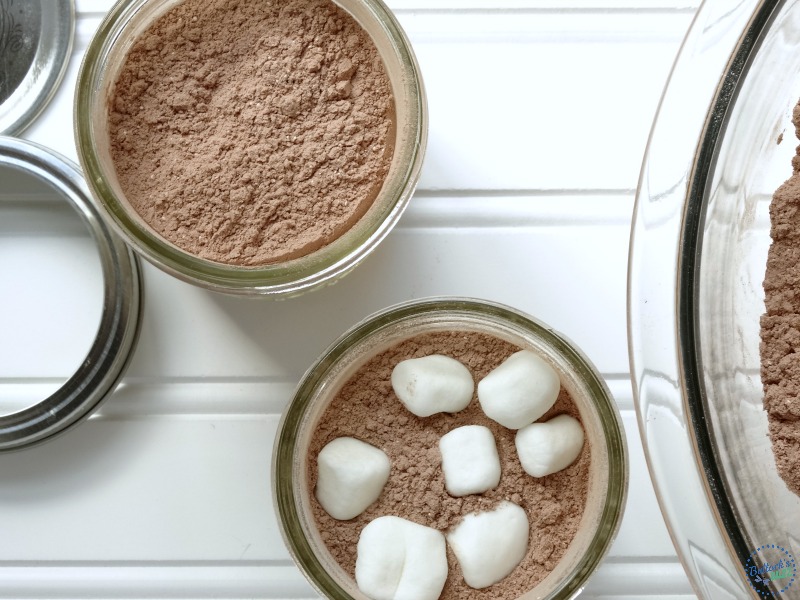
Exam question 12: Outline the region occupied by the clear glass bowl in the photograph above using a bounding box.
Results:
[629,0,800,596]
[273,297,628,600]
[74,0,426,297]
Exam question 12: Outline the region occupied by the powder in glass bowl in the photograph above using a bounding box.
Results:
[107,0,395,266]
[760,100,800,498]
[307,330,591,600]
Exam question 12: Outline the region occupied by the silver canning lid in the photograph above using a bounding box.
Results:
[0,136,142,451]
[0,0,74,136]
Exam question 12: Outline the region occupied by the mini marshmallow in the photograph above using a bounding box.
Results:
[315,437,390,520]
[446,501,529,589]
[515,414,584,477]
[391,354,474,418]
[356,515,448,600]
[439,425,501,497]
[477,350,560,429]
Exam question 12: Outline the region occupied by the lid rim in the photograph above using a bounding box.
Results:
[0,135,143,452]
[0,0,75,137]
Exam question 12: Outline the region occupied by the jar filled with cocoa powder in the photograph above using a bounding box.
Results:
[273,297,628,600]
[75,0,426,296]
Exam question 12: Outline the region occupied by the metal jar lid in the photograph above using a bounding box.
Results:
[0,136,142,451]
[0,0,74,135]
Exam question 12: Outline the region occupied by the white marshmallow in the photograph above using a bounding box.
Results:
[391,354,474,417]
[515,414,585,477]
[477,350,560,429]
[315,437,390,520]
[439,425,501,497]
[446,501,529,589]
[356,516,448,600]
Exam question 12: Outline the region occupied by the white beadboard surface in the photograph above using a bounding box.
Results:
[1,1,703,598]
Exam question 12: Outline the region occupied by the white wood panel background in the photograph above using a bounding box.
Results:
[1,0,703,598]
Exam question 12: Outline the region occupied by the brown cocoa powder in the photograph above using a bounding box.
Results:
[308,330,591,599]
[762,101,800,497]
[108,0,395,266]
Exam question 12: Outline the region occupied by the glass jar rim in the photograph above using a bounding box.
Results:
[74,0,427,297]
[272,296,628,600]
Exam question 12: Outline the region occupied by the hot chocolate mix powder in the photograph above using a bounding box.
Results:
[761,101,800,497]
[308,331,591,599]
[108,0,395,266]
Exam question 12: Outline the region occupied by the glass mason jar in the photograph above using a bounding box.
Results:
[74,0,427,297]
[273,297,628,599]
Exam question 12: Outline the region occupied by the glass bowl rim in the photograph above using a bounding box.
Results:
[628,0,782,596]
